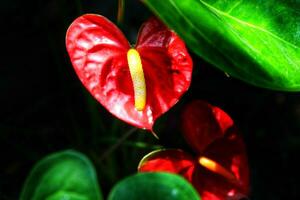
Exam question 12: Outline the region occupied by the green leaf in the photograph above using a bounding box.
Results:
[20,150,102,200]
[108,172,201,200]
[144,0,300,91]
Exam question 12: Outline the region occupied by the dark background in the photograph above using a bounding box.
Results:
[1,0,300,199]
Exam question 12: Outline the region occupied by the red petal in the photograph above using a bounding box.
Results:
[138,149,195,182]
[194,130,249,199]
[66,15,192,130]
[181,100,234,153]
[136,17,193,128]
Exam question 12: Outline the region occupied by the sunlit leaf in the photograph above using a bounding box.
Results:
[108,172,201,200]
[20,150,102,200]
[144,0,300,91]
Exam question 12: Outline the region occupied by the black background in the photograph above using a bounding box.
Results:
[1,0,300,199]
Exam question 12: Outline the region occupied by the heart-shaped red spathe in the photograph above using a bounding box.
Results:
[66,14,193,130]
[138,100,249,200]
[181,100,234,153]
[138,149,196,181]
[195,130,249,200]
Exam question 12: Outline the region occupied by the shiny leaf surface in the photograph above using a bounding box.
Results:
[66,14,192,130]
[144,0,300,91]
[108,172,201,200]
[20,150,102,200]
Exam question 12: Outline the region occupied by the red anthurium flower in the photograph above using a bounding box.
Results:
[138,100,249,200]
[66,14,193,130]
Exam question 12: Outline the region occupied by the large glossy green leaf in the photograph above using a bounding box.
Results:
[108,172,200,200]
[144,0,300,91]
[20,150,102,200]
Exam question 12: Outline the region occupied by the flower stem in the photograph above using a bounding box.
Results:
[99,127,137,161]
[117,0,125,24]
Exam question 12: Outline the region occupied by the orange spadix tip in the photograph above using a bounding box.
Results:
[198,156,237,182]
[127,48,146,111]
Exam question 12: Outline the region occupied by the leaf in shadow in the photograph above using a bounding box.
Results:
[20,150,102,200]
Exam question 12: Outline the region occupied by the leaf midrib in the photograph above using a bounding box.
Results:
[199,0,300,50]
[167,0,272,83]
[169,0,300,87]
[168,0,253,76]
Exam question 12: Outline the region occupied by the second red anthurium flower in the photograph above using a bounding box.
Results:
[66,14,193,130]
[138,100,250,200]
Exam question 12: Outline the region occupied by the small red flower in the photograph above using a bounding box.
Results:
[138,100,249,200]
[66,14,193,130]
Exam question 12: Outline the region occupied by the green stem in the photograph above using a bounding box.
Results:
[99,127,137,161]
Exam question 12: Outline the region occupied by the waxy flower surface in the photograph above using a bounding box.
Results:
[138,100,249,200]
[66,14,193,130]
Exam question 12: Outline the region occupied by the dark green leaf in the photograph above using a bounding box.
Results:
[20,150,102,200]
[144,0,300,91]
[108,172,201,200]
